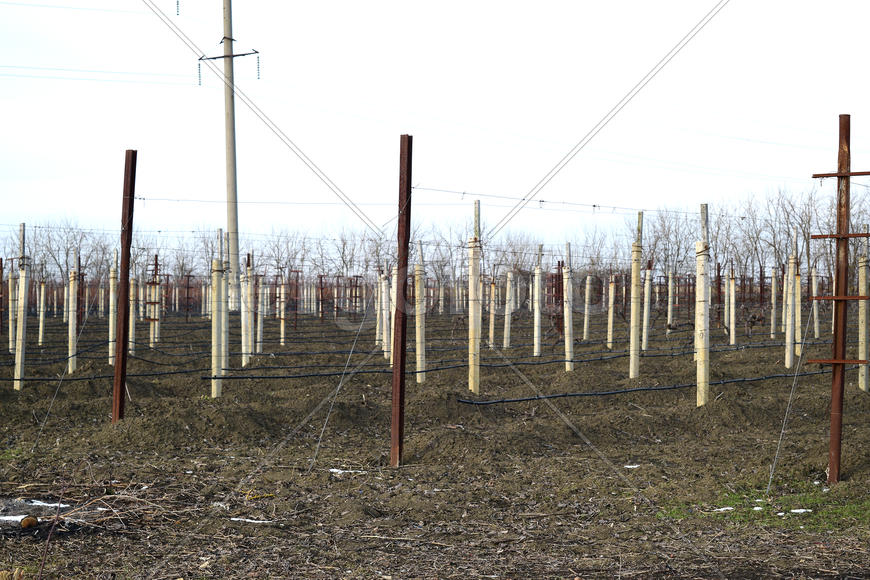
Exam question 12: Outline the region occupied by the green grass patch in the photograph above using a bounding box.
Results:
[656,480,870,531]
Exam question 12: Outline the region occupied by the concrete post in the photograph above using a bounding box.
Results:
[666,270,674,335]
[795,272,802,357]
[109,266,117,364]
[415,263,426,383]
[488,280,497,349]
[812,267,820,340]
[221,269,229,373]
[256,280,264,354]
[148,283,156,349]
[138,277,145,321]
[68,268,77,374]
[729,270,737,346]
[156,282,163,343]
[13,261,29,390]
[695,241,710,406]
[240,273,248,366]
[503,271,513,349]
[468,238,481,393]
[629,242,642,378]
[390,265,398,367]
[781,271,787,334]
[279,277,286,347]
[607,275,615,350]
[8,272,17,353]
[641,266,651,351]
[859,257,868,391]
[38,280,45,347]
[533,265,542,357]
[128,278,137,355]
[770,267,777,339]
[62,284,68,323]
[724,269,730,333]
[583,274,593,341]
[563,265,574,372]
[785,256,795,369]
[381,275,391,360]
[375,275,382,349]
[211,259,223,398]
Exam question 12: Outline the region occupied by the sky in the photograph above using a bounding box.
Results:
[2,0,870,247]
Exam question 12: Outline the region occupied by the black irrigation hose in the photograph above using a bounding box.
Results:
[456,367,843,406]
[0,367,209,383]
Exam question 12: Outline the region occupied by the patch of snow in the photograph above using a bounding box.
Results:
[790,508,812,514]
[624,464,640,469]
[0,515,26,522]
[713,507,734,512]
[230,517,274,524]
[329,468,366,476]
[753,506,763,511]
[25,500,70,508]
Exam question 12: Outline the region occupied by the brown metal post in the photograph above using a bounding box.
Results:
[113,150,137,423]
[829,115,850,484]
[391,134,413,468]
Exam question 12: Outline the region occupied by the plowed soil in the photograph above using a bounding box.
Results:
[1,304,869,578]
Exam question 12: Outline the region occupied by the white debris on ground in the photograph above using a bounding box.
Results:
[329,468,367,476]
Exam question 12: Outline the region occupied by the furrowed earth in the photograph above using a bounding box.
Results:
[1,306,869,578]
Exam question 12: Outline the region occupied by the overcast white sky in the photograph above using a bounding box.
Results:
[2,0,870,245]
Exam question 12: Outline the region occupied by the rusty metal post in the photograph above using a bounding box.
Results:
[391,134,412,468]
[829,114,850,484]
[113,150,136,423]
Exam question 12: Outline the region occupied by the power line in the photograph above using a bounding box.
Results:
[489,0,733,238]
[414,186,700,216]
[139,0,383,236]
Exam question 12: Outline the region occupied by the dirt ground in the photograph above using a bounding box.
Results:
[1,303,869,578]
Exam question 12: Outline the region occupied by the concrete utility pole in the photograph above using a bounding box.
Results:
[223,0,241,310]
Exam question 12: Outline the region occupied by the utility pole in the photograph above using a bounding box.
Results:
[222,0,241,310]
